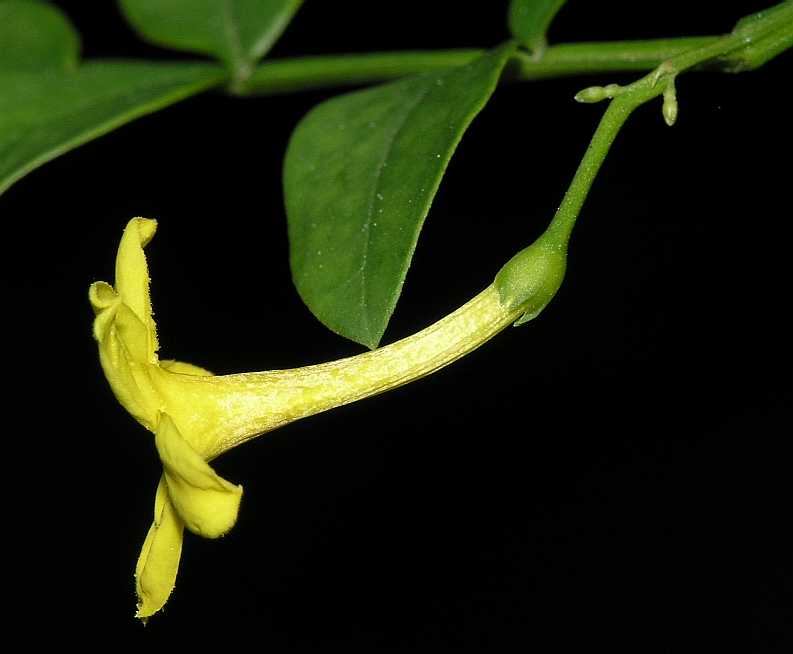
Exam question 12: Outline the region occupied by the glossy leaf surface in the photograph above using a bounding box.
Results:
[284,44,515,349]
[0,62,225,195]
[119,0,303,77]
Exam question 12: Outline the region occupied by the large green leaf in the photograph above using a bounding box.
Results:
[284,43,516,349]
[119,0,303,77]
[0,62,225,195]
[508,0,567,53]
[0,0,80,72]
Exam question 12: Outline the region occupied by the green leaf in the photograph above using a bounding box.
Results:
[118,0,303,78]
[508,0,567,53]
[0,0,80,72]
[284,43,516,349]
[0,62,225,196]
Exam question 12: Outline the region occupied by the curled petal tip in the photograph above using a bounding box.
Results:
[115,216,160,358]
[88,281,118,312]
[89,281,120,343]
[130,217,158,245]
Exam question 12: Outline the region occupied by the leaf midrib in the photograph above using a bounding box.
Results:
[221,0,248,77]
[355,79,436,344]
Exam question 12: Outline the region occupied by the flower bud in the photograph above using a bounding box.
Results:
[662,80,678,126]
[574,83,621,103]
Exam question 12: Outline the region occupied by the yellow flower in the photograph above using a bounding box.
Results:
[90,217,565,620]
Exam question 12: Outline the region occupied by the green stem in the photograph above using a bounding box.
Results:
[232,37,726,96]
[543,1,793,247]
[232,2,792,97]
[496,2,792,317]
[234,50,482,95]
[507,37,719,79]
[543,99,633,247]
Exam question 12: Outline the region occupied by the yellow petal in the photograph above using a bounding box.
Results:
[93,301,161,430]
[155,413,242,538]
[114,217,159,361]
[90,222,163,429]
[135,477,184,620]
[112,301,153,365]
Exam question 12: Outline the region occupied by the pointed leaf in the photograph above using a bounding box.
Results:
[284,43,516,349]
[118,0,303,77]
[0,0,80,72]
[508,0,567,53]
[0,61,225,196]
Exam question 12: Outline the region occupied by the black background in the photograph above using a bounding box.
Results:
[5,1,791,649]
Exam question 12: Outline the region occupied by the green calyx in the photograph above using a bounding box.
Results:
[494,232,567,326]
